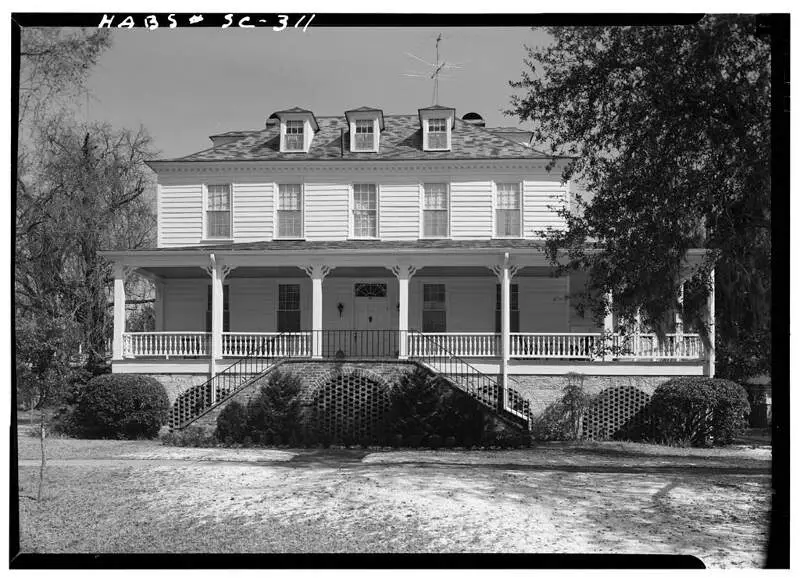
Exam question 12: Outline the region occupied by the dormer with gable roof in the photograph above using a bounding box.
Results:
[419,105,456,151]
[345,106,384,153]
[274,107,319,153]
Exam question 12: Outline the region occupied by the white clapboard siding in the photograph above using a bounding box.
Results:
[228,278,275,332]
[523,180,568,236]
[450,180,493,239]
[380,182,420,239]
[518,277,568,332]
[304,181,349,240]
[163,280,207,331]
[159,184,203,247]
[233,182,273,242]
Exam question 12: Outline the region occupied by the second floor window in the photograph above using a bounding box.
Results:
[427,118,448,149]
[285,120,304,151]
[206,184,231,239]
[352,184,378,238]
[423,183,449,238]
[496,183,522,237]
[354,119,374,150]
[277,184,303,238]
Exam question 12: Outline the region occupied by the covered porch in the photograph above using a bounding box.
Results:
[102,241,713,377]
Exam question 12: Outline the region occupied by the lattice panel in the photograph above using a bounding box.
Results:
[169,383,211,430]
[312,373,390,443]
[582,385,651,441]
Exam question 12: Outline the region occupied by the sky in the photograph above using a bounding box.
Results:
[83,26,551,159]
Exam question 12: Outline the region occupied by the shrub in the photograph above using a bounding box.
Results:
[215,400,249,443]
[530,374,592,441]
[69,375,170,439]
[648,377,750,446]
[246,370,303,445]
[161,426,216,447]
[387,367,486,446]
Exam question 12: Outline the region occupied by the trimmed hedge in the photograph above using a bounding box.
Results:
[648,377,750,446]
[69,374,170,439]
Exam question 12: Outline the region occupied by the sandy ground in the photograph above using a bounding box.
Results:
[15,435,771,567]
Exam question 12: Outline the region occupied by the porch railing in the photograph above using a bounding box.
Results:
[314,330,400,359]
[122,332,209,358]
[508,332,704,360]
[510,333,600,359]
[619,333,704,360]
[408,332,498,357]
[223,332,312,357]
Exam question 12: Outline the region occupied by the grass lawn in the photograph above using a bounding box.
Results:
[15,421,771,567]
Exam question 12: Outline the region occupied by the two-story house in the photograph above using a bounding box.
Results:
[101,105,713,435]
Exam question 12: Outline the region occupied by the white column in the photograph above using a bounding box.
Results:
[112,263,127,361]
[675,281,685,358]
[707,268,715,377]
[501,262,511,402]
[301,264,334,359]
[388,264,419,360]
[603,291,614,361]
[205,256,236,383]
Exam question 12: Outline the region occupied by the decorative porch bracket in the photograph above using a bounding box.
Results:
[300,264,335,358]
[487,256,524,410]
[387,264,421,359]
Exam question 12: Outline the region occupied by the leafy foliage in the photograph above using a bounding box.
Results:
[648,377,750,446]
[387,367,486,446]
[530,374,593,440]
[245,371,303,445]
[508,16,771,381]
[68,374,170,439]
[215,401,250,443]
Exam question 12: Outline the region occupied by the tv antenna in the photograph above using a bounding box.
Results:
[403,33,464,105]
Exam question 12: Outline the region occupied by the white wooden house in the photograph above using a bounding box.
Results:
[101,105,713,432]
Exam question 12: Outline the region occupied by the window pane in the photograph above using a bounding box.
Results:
[354,283,387,298]
[424,184,448,208]
[207,184,230,210]
[279,211,302,237]
[277,311,301,333]
[428,133,447,149]
[423,311,447,333]
[278,284,300,311]
[423,211,447,237]
[278,184,302,209]
[353,212,377,237]
[278,184,303,237]
[423,284,446,309]
[207,211,231,238]
[355,133,374,150]
[496,183,520,208]
[429,118,447,132]
[496,210,521,237]
[355,119,374,133]
[285,121,304,150]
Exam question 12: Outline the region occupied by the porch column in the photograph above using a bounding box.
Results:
[204,255,236,383]
[675,282,685,358]
[301,264,335,359]
[112,262,127,361]
[707,268,716,377]
[389,264,419,359]
[154,279,165,332]
[603,291,614,361]
[488,254,522,412]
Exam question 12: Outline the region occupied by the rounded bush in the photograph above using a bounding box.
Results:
[246,370,303,445]
[215,400,249,443]
[649,377,750,446]
[70,374,169,439]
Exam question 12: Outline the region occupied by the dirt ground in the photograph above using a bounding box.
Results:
[15,428,771,567]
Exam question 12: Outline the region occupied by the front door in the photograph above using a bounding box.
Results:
[353,283,391,357]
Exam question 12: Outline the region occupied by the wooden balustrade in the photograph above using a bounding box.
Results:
[122,332,210,358]
[121,331,704,361]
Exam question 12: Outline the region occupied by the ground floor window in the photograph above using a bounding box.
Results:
[422,284,447,332]
[495,284,520,332]
[277,284,301,332]
[205,284,230,332]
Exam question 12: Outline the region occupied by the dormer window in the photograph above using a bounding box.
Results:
[354,119,375,150]
[284,120,304,151]
[346,107,383,153]
[274,108,318,153]
[427,118,448,149]
[419,106,455,151]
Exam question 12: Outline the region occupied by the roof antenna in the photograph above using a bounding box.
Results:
[403,33,464,105]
